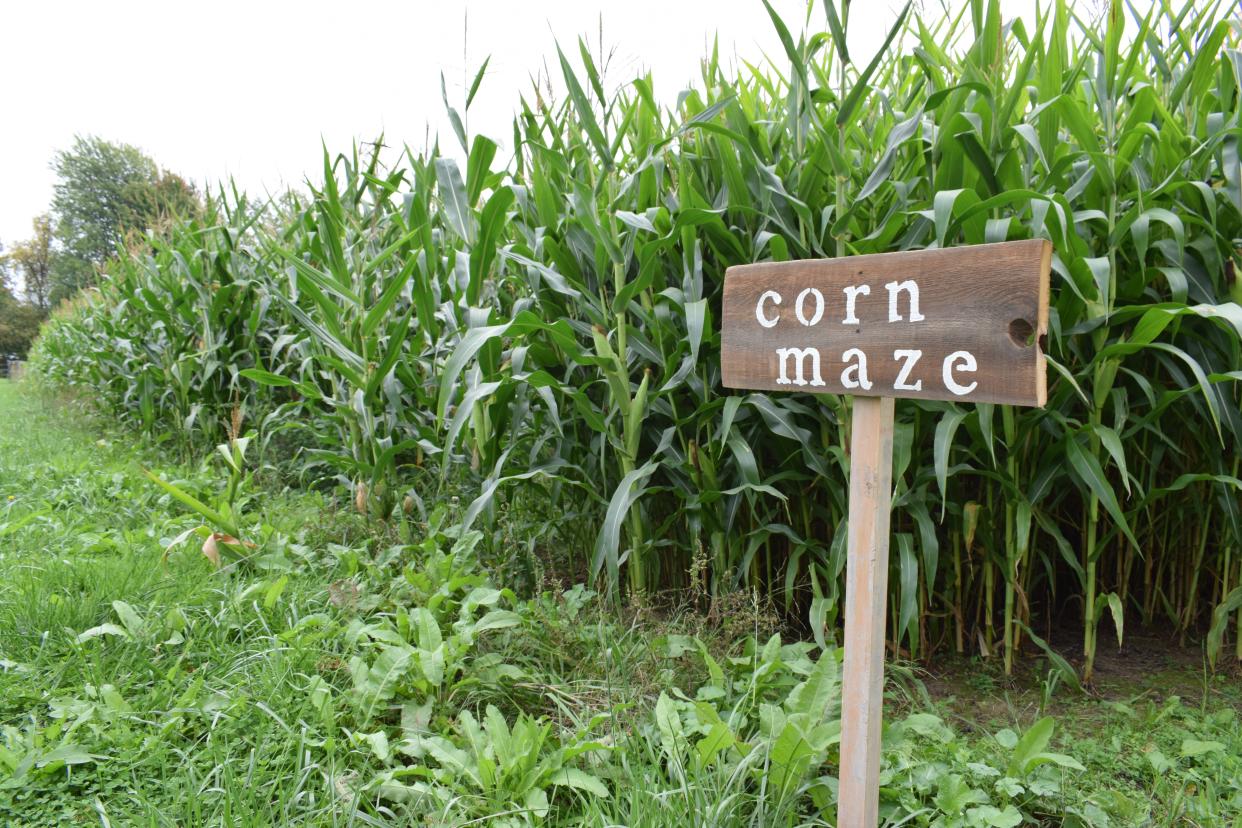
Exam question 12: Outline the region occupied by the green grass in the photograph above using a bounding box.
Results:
[0,383,375,825]
[1,378,1240,826]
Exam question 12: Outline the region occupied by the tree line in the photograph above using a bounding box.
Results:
[0,136,199,356]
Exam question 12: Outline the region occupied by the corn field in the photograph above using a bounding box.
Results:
[31,0,1242,681]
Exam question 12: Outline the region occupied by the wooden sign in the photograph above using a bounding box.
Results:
[722,240,1052,405]
[720,240,1051,828]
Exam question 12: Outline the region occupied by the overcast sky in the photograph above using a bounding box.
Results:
[2,0,1065,259]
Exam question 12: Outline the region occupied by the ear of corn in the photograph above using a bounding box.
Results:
[32,0,1242,675]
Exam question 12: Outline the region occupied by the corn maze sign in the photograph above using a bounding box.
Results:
[721,239,1051,828]
[723,239,1052,406]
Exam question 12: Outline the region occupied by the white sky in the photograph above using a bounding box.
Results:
[1,0,1063,263]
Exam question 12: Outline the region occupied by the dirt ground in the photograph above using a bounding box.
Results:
[920,624,1242,735]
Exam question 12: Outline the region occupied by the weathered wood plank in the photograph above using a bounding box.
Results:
[721,240,1051,406]
[837,395,895,828]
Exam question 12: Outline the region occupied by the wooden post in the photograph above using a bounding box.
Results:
[837,394,895,828]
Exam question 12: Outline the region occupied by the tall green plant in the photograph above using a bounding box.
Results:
[31,0,1242,677]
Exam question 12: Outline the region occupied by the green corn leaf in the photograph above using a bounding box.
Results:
[440,72,468,153]
[761,0,808,88]
[934,408,969,519]
[897,533,919,648]
[823,0,850,64]
[435,157,476,244]
[239,368,293,387]
[436,321,512,424]
[557,44,611,168]
[143,468,239,539]
[836,3,911,126]
[465,55,491,109]
[1206,586,1242,669]
[1064,437,1138,551]
[1103,591,1124,649]
[1091,423,1131,496]
[272,246,359,308]
[364,308,415,400]
[592,460,659,590]
[271,294,366,384]
[466,135,498,206]
[361,255,417,340]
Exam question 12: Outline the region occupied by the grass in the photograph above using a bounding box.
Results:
[0,384,372,824]
[1,377,1240,826]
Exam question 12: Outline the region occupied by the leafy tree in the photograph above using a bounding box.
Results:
[0,281,43,358]
[49,136,200,301]
[4,215,55,311]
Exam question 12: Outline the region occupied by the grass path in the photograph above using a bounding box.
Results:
[0,382,364,825]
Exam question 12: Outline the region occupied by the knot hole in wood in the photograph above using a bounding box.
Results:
[1008,317,1035,348]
